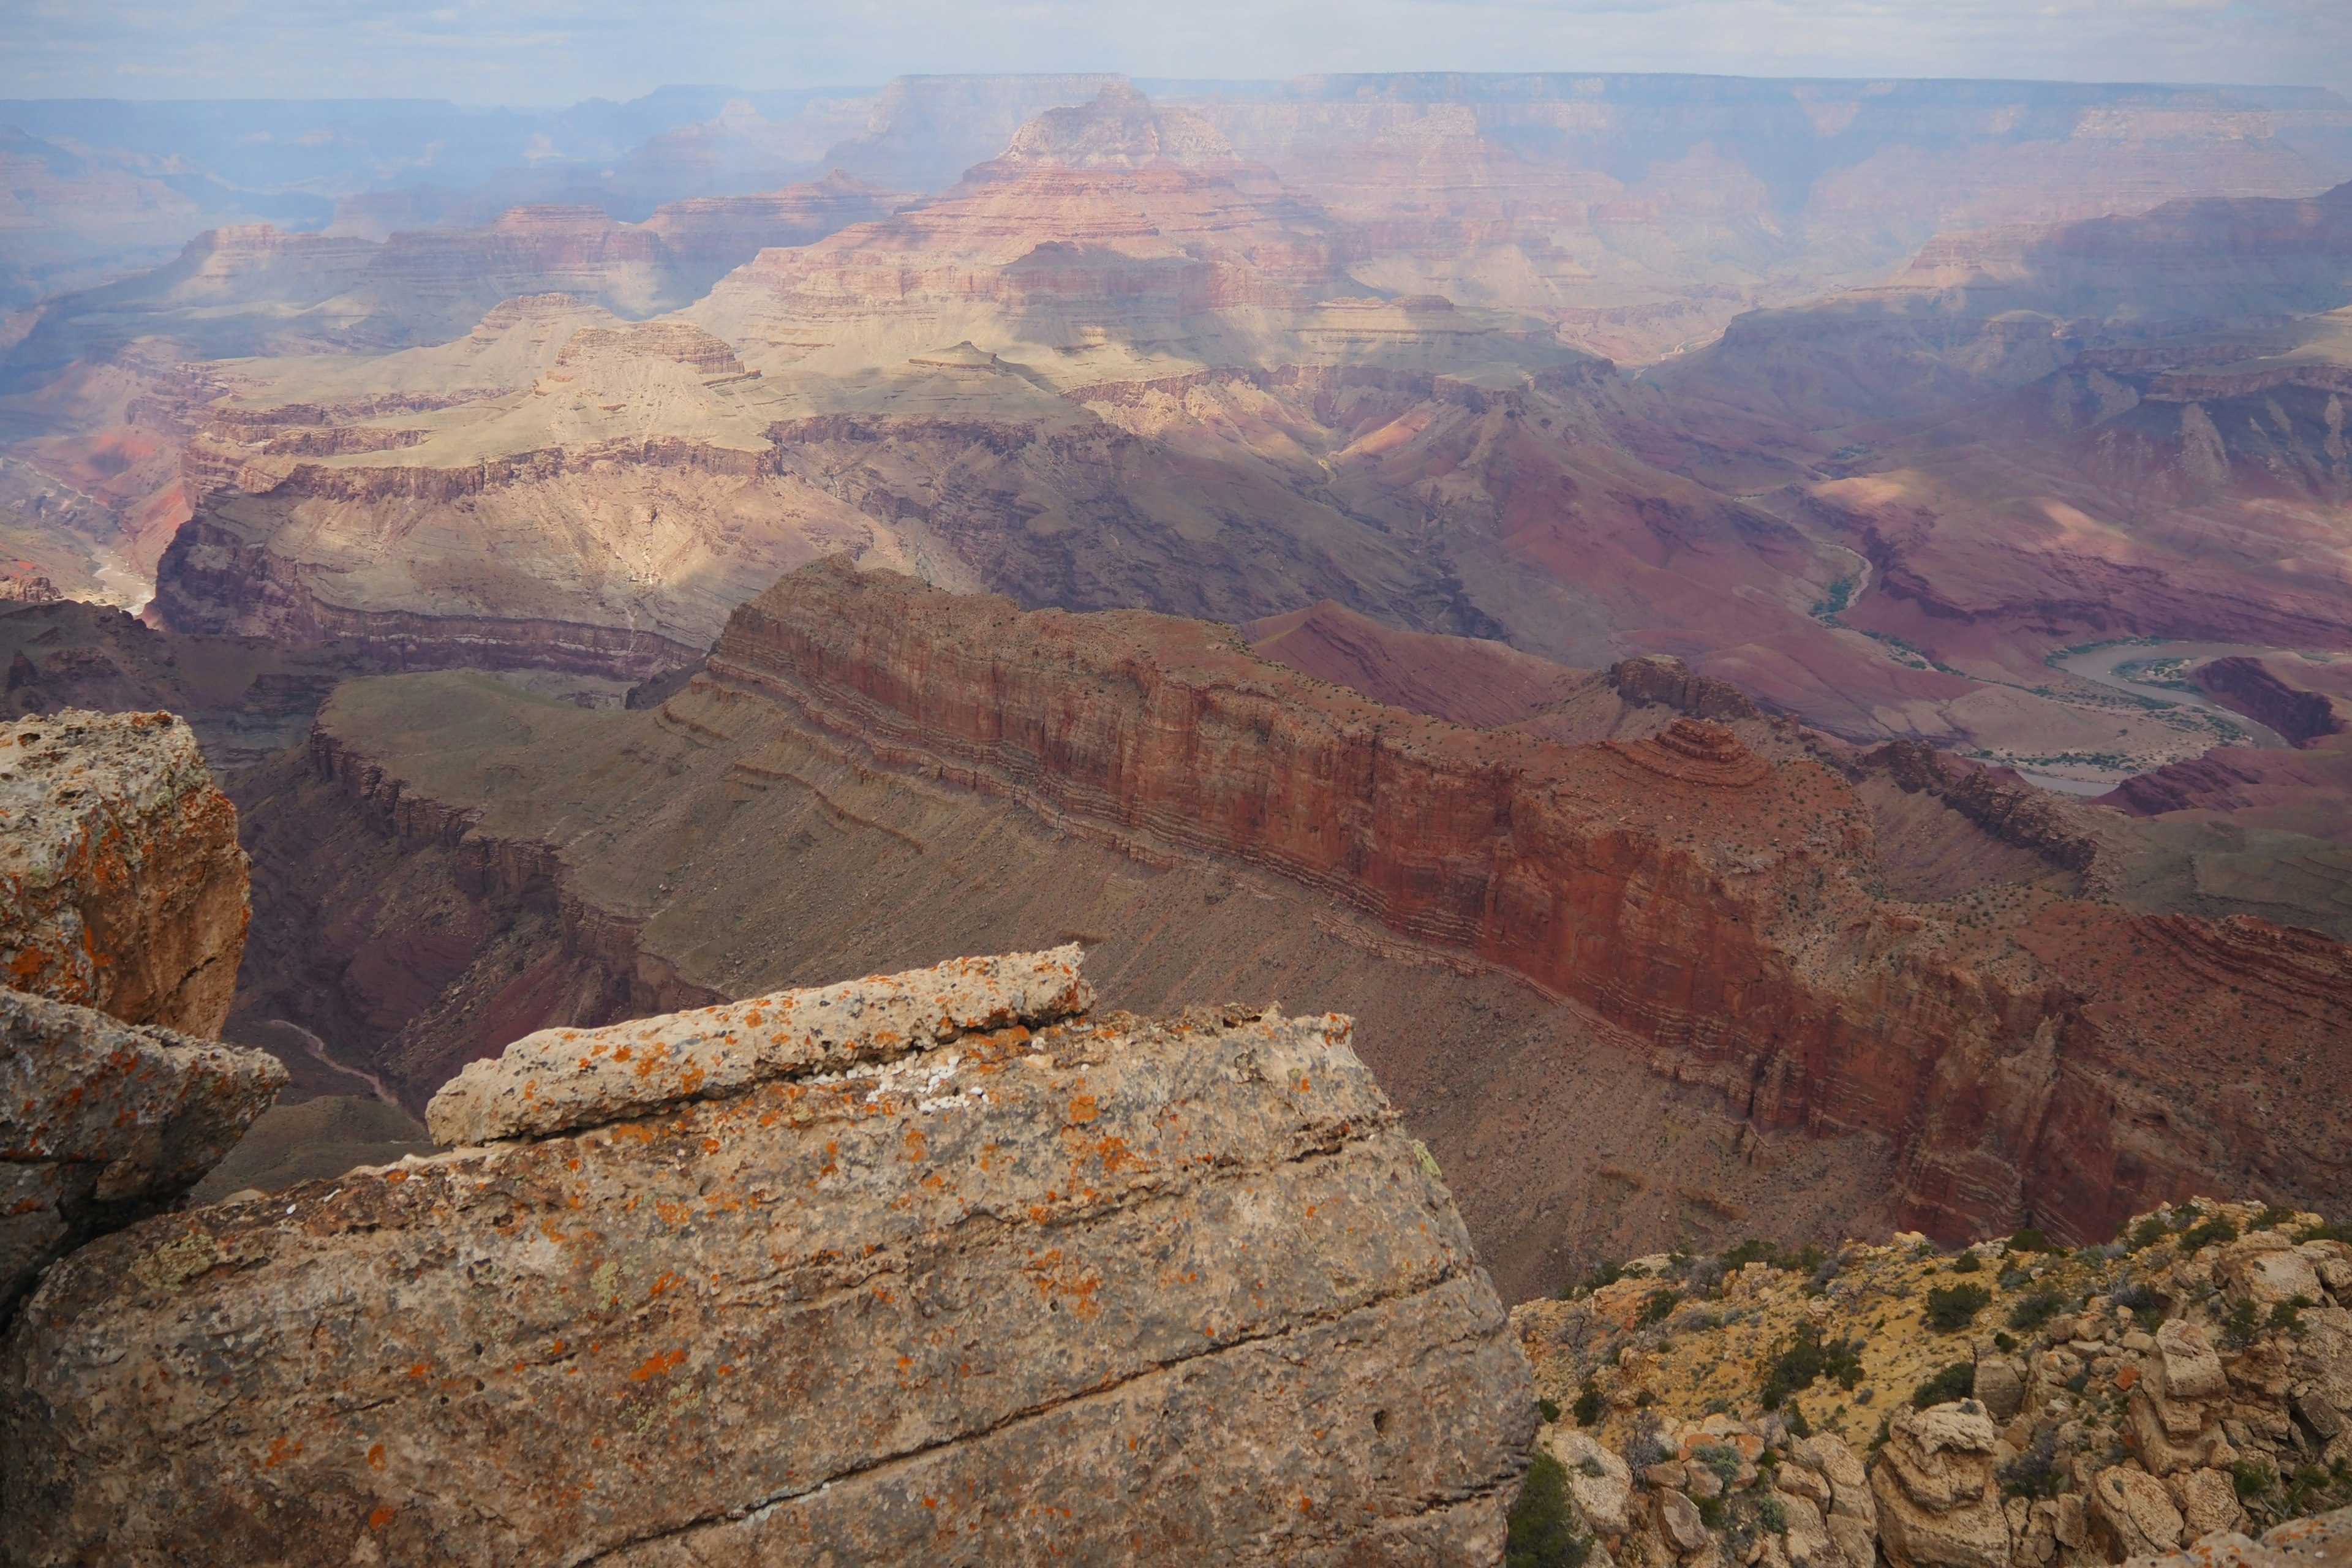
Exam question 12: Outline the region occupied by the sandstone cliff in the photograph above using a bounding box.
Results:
[0,950,1534,1564]
[1510,1197,2352,1568]
[0,708,248,1034]
[698,559,2352,1246]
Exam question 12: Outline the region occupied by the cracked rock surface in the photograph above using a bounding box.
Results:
[0,986,286,1321]
[0,959,1533,1565]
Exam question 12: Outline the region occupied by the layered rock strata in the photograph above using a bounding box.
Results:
[0,708,248,1034]
[1513,1198,2352,1568]
[0,986,284,1320]
[0,952,1535,1565]
[696,557,2352,1243]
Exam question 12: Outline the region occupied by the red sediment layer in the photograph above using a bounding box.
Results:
[692,557,2352,1244]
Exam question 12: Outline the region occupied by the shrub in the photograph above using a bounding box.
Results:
[1993,1332,2018,1353]
[1759,1324,1867,1409]
[2222,1300,2263,1351]
[1757,1493,1788,1534]
[1639,1289,1680,1326]
[2008,1291,2068,1333]
[2111,1281,2164,1333]
[1573,1384,1604,1428]
[2000,1428,2064,1501]
[1951,1251,1983,1274]
[1785,1403,1814,1439]
[1912,1362,1977,1408]
[2251,1205,2299,1232]
[1507,1449,1594,1568]
[2271,1298,2312,1335]
[1926,1283,1992,1332]
[1694,1444,1744,1489]
[2127,1216,2171,1251]
[2302,1221,2351,1245]
[2008,1227,2052,1253]
[2179,1217,2239,1252]
[2232,1460,2276,1504]
[1539,1397,1562,1423]
[1565,1259,1626,1299]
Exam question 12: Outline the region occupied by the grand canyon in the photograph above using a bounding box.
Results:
[3,36,2351,1567]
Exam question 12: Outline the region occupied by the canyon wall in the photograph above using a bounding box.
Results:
[697,557,2352,1247]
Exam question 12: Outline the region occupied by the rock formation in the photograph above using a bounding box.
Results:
[695,558,2352,1245]
[0,708,248,1034]
[0,705,285,1321]
[0,949,1535,1564]
[1512,1198,2352,1568]
[0,986,284,1320]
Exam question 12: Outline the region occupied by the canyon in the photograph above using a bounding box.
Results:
[6,60,2352,1566]
[219,558,2352,1305]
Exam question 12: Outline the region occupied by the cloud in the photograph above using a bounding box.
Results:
[2,0,2345,103]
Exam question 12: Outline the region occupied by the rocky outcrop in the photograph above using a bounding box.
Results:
[2123,1507,2352,1568]
[0,986,284,1321]
[1512,1199,2352,1568]
[696,557,2352,1244]
[1873,1403,2011,1568]
[0,952,1535,1564]
[1842,741,2105,873]
[2195,658,2346,749]
[0,709,247,1035]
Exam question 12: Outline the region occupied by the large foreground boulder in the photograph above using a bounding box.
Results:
[0,949,1536,1564]
[0,709,247,1035]
[0,986,285,1321]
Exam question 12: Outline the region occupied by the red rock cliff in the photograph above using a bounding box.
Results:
[698,558,2352,1245]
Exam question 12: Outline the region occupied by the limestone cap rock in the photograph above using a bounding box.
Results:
[426,943,1092,1144]
[1,957,1534,1564]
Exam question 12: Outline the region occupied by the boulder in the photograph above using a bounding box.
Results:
[1658,1488,1712,1555]
[2163,1467,2244,1538]
[2217,1234,2327,1310]
[1545,1427,1634,1536]
[0,964,1534,1565]
[1974,1348,2027,1421]
[0,710,247,1035]
[0,986,284,1320]
[1871,1401,2011,1568]
[1777,1490,1834,1568]
[2091,1466,2187,1559]
[2158,1321,2231,1401]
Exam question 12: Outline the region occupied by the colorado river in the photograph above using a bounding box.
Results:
[2053,641,2300,750]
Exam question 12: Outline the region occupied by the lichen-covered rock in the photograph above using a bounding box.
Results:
[0,986,284,1319]
[2120,1505,2352,1568]
[0,709,247,1035]
[0,962,1533,1565]
[425,944,1091,1144]
[1872,1402,2011,1568]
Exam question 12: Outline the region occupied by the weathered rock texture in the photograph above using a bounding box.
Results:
[425,945,1092,1143]
[0,953,1534,1565]
[1513,1199,2352,1568]
[0,986,284,1321]
[0,708,248,1035]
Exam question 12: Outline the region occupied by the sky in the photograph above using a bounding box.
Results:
[3,0,2348,104]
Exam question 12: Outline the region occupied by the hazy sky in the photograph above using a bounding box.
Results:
[6,0,2348,103]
